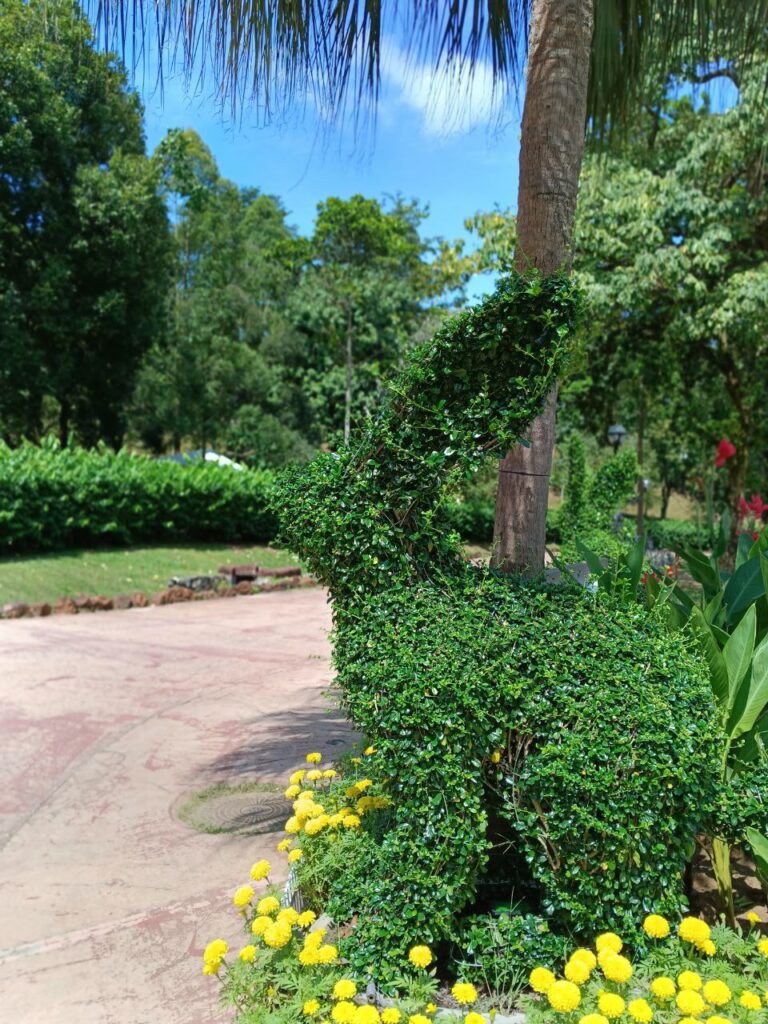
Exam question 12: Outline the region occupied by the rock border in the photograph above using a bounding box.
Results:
[0,570,318,621]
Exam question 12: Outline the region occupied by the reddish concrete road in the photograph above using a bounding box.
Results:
[0,589,349,1024]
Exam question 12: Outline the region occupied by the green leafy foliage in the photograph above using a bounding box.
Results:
[274,271,721,979]
[0,439,276,551]
[274,272,579,597]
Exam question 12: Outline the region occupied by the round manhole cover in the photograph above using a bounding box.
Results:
[177,783,286,836]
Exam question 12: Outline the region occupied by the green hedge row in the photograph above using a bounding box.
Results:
[642,516,716,550]
[0,440,277,552]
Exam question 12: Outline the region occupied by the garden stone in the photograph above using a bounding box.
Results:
[152,586,194,606]
[234,581,254,595]
[130,591,149,608]
[168,574,227,592]
[28,602,51,617]
[92,595,114,611]
[112,593,133,610]
[1,601,28,619]
[54,596,77,614]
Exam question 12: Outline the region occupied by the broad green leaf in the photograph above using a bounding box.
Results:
[723,556,766,627]
[677,544,721,597]
[723,604,755,713]
[735,531,753,569]
[730,632,768,740]
[690,607,729,710]
[575,541,605,578]
[703,590,724,627]
[625,534,645,592]
[745,828,768,885]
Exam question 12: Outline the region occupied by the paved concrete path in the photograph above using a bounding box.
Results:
[0,589,349,1024]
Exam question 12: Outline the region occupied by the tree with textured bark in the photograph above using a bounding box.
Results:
[94,0,768,569]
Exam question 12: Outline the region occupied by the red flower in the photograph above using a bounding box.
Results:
[747,493,768,517]
[715,438,736,467]
[739,495,750,518]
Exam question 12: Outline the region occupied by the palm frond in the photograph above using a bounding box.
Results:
[89,0,768,129]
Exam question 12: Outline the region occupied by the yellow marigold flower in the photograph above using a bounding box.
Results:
[334,980,357,1000]
[303,1000,321,1016]
[570,948,597,970]
[263,922,292,949]
[407,1016,431,1024]
[297,910,316,928]
[354,1007,380,1023]
[332,1002,356,1024]
[628,999,652,1023]
[464,1014,485,1024]
[233,884,254,908]
[277,907,298,926]
[285,815,301,834]
[565,958,592,984]
[256,895,280,916]
[676,991,705,1016]
[342,814,361,829]
[706,1017,732,1024]
[701,940,716,956]
[364,746,376,755]
[304,816,329,836]
[288,848,304,863]
[596,932,623,955]
[529,967,556,993]
[643,914,670,939]
[202,938,228,973]
[357,797,375,814]
[758,938,768,957]
[678,971,702,991]
[277,838,292,852]
[425,1004,436,1014]
[316,943,338,964]
[285,784,302,799]
[746,911,760,925]
[547,980,582,1013]
[238,944,256,963]
[408,945,433,969]
[678,917,710,947]
[580,1016,610,1024]
[304,928,326,948]
[597,994,625,1019]
[703,981,731,1006]
[356,779,373,792]
[739,992,761,1010]
[289,769,306,786]
[451,982,478,1005]
[306,752,323,764]
[678,1017,703,1024]
[352,756,362,764]
[299,947,319,966]
[381,1011,402,1024]
[491,750,501,763]
[324,769,338,779]
[602,954,632,984]
[250,859,271,882]
[650,977,676,1002]
[251,915,272,935]
[307,769,323,782]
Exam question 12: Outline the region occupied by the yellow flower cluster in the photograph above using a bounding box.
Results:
[202,938,228,975]
[528,911,768,1024]
[408,945,433,969]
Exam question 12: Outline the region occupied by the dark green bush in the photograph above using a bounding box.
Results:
[643,517,716,550]
[330,576,720,976]
[444,496,496,543]
[0,438,277,551]
[273,272,720,981]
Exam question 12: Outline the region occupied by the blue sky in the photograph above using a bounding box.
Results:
[134,45,524,300]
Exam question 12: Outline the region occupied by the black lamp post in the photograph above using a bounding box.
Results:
[607,423,627,454]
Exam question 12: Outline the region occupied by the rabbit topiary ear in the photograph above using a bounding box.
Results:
[271,271,581,600]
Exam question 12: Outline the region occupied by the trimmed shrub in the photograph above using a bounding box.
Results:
[0,438,276,551]
[643,517,716,550]
[330,576,720,976]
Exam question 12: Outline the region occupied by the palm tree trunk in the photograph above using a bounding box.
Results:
[492,0,594,574]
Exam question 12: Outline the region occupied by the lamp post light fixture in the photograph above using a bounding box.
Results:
[607,423,627,453]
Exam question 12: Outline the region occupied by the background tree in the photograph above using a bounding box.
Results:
[94,0,768,569]
[0,0,170,445]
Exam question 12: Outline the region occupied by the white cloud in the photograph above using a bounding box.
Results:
[381,41,507,137]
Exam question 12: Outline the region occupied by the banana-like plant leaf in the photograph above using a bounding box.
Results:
[677,544,721,597]
[730,631,768,740]
[723,556,766,627]
[736,530,753,569]
[575,541,606,578]
[745,827,768,886]
[690,606,729,711]
[723,604,755,720]
[703,589,724,626]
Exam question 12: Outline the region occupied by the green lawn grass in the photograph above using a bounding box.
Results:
[0,543,299,605]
